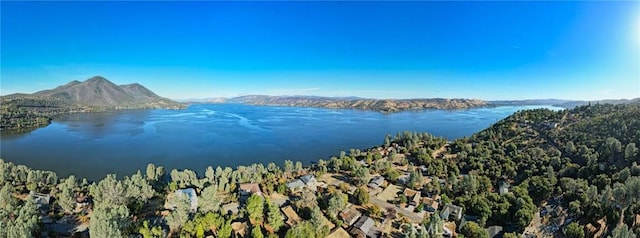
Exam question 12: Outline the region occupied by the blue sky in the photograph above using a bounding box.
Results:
[1,1,639,100]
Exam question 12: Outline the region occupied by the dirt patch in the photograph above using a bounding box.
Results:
[377,184,401,202]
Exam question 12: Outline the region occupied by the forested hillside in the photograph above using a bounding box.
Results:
[449,102,640,237]
[0,102,638,238]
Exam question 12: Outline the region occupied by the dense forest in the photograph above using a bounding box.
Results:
[0,102,638,238]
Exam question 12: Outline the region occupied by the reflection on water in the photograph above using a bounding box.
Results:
[0,104,562,180]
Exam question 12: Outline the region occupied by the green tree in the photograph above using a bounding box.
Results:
[568,201,583,217]
[353,186,370,205]
[124,171,155,202]
[139,220,164,238]
[565,222,585,238]
[165,192,191,233]
[266,202,284,233]
[196,223,205,238]
[89,205,130,238]
[284,160,294,178]
[205,166,215,184]
[90,174,127,207]
[625,143,638,160]
[327,192,348,219]
[146,163,156,181]
[528,176,556,204]
[0,183,16,211]
[295,161,304,175]
[425,212,444,237]
[57,175,77,214]
[217,220,233,238]
[198,185,221,213]
[353,165,370,186]
[1,197,39,238]
[285,221,315,238]
[246,194,265,224]
[408,167,423,189]
[310,206,330,237]
[251,225,264,238]
[503,233,519,238]
[609,223,635,238]
[460,221,489,238]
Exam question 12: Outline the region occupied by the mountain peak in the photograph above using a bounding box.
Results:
[86,76,109,83]
[29,76,182,108]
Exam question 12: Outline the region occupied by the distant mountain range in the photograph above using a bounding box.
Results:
[1,76,184,130]
[186,95,488,113]
[489,98,640,108]
[185,96,640,113]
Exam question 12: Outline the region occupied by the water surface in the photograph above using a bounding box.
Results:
[0,104,562,180]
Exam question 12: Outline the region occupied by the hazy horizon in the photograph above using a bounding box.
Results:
[2,1,639,101]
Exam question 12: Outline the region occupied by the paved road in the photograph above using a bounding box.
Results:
[371,197,423,223]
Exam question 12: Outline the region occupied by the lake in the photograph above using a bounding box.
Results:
[0,104,562,180]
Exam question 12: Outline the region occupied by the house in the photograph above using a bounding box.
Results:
[286,179,306,193]
[398,173,411,185]
[403,188,421,206]
[339,206,363,226]
[175,188,198,212]
[486,226,503,238]
[281,205,302,227]
[458,215,479,233]
[300,174,317,185]
[368,176,385,189]
[239,183,262,196]
[30,192,51,213]
[349,216,379,238]
[221,202,240,215]
[327,227,351,238]
[586,219,607,238]
[421,197,439,212]
[440,204,463,221]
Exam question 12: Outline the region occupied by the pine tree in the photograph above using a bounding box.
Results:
[246,194,265,224]
[57,175,77,214]
[266,202,284,233]
[198,185,221,213]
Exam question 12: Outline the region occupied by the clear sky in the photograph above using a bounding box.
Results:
[1,1,639,100]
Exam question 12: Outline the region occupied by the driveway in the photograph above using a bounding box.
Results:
[371,197,423,223]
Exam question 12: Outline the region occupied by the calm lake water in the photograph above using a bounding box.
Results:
[0,104,562,180]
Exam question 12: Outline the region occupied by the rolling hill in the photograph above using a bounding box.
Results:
[221,95,489,113]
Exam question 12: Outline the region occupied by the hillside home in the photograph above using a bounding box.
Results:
[175,188,198,212]
[368,176,385,189]
[340,206,363,226]
[239,183,262,196]
[300,174,316,185]
[30,192,51,213]
[349,216,379,238]
[403,188,421,206]
[281,205,302,227]
[286,179,306,193]
[440,204,463,221]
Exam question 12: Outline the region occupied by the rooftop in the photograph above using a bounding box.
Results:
[239,183,262,195]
